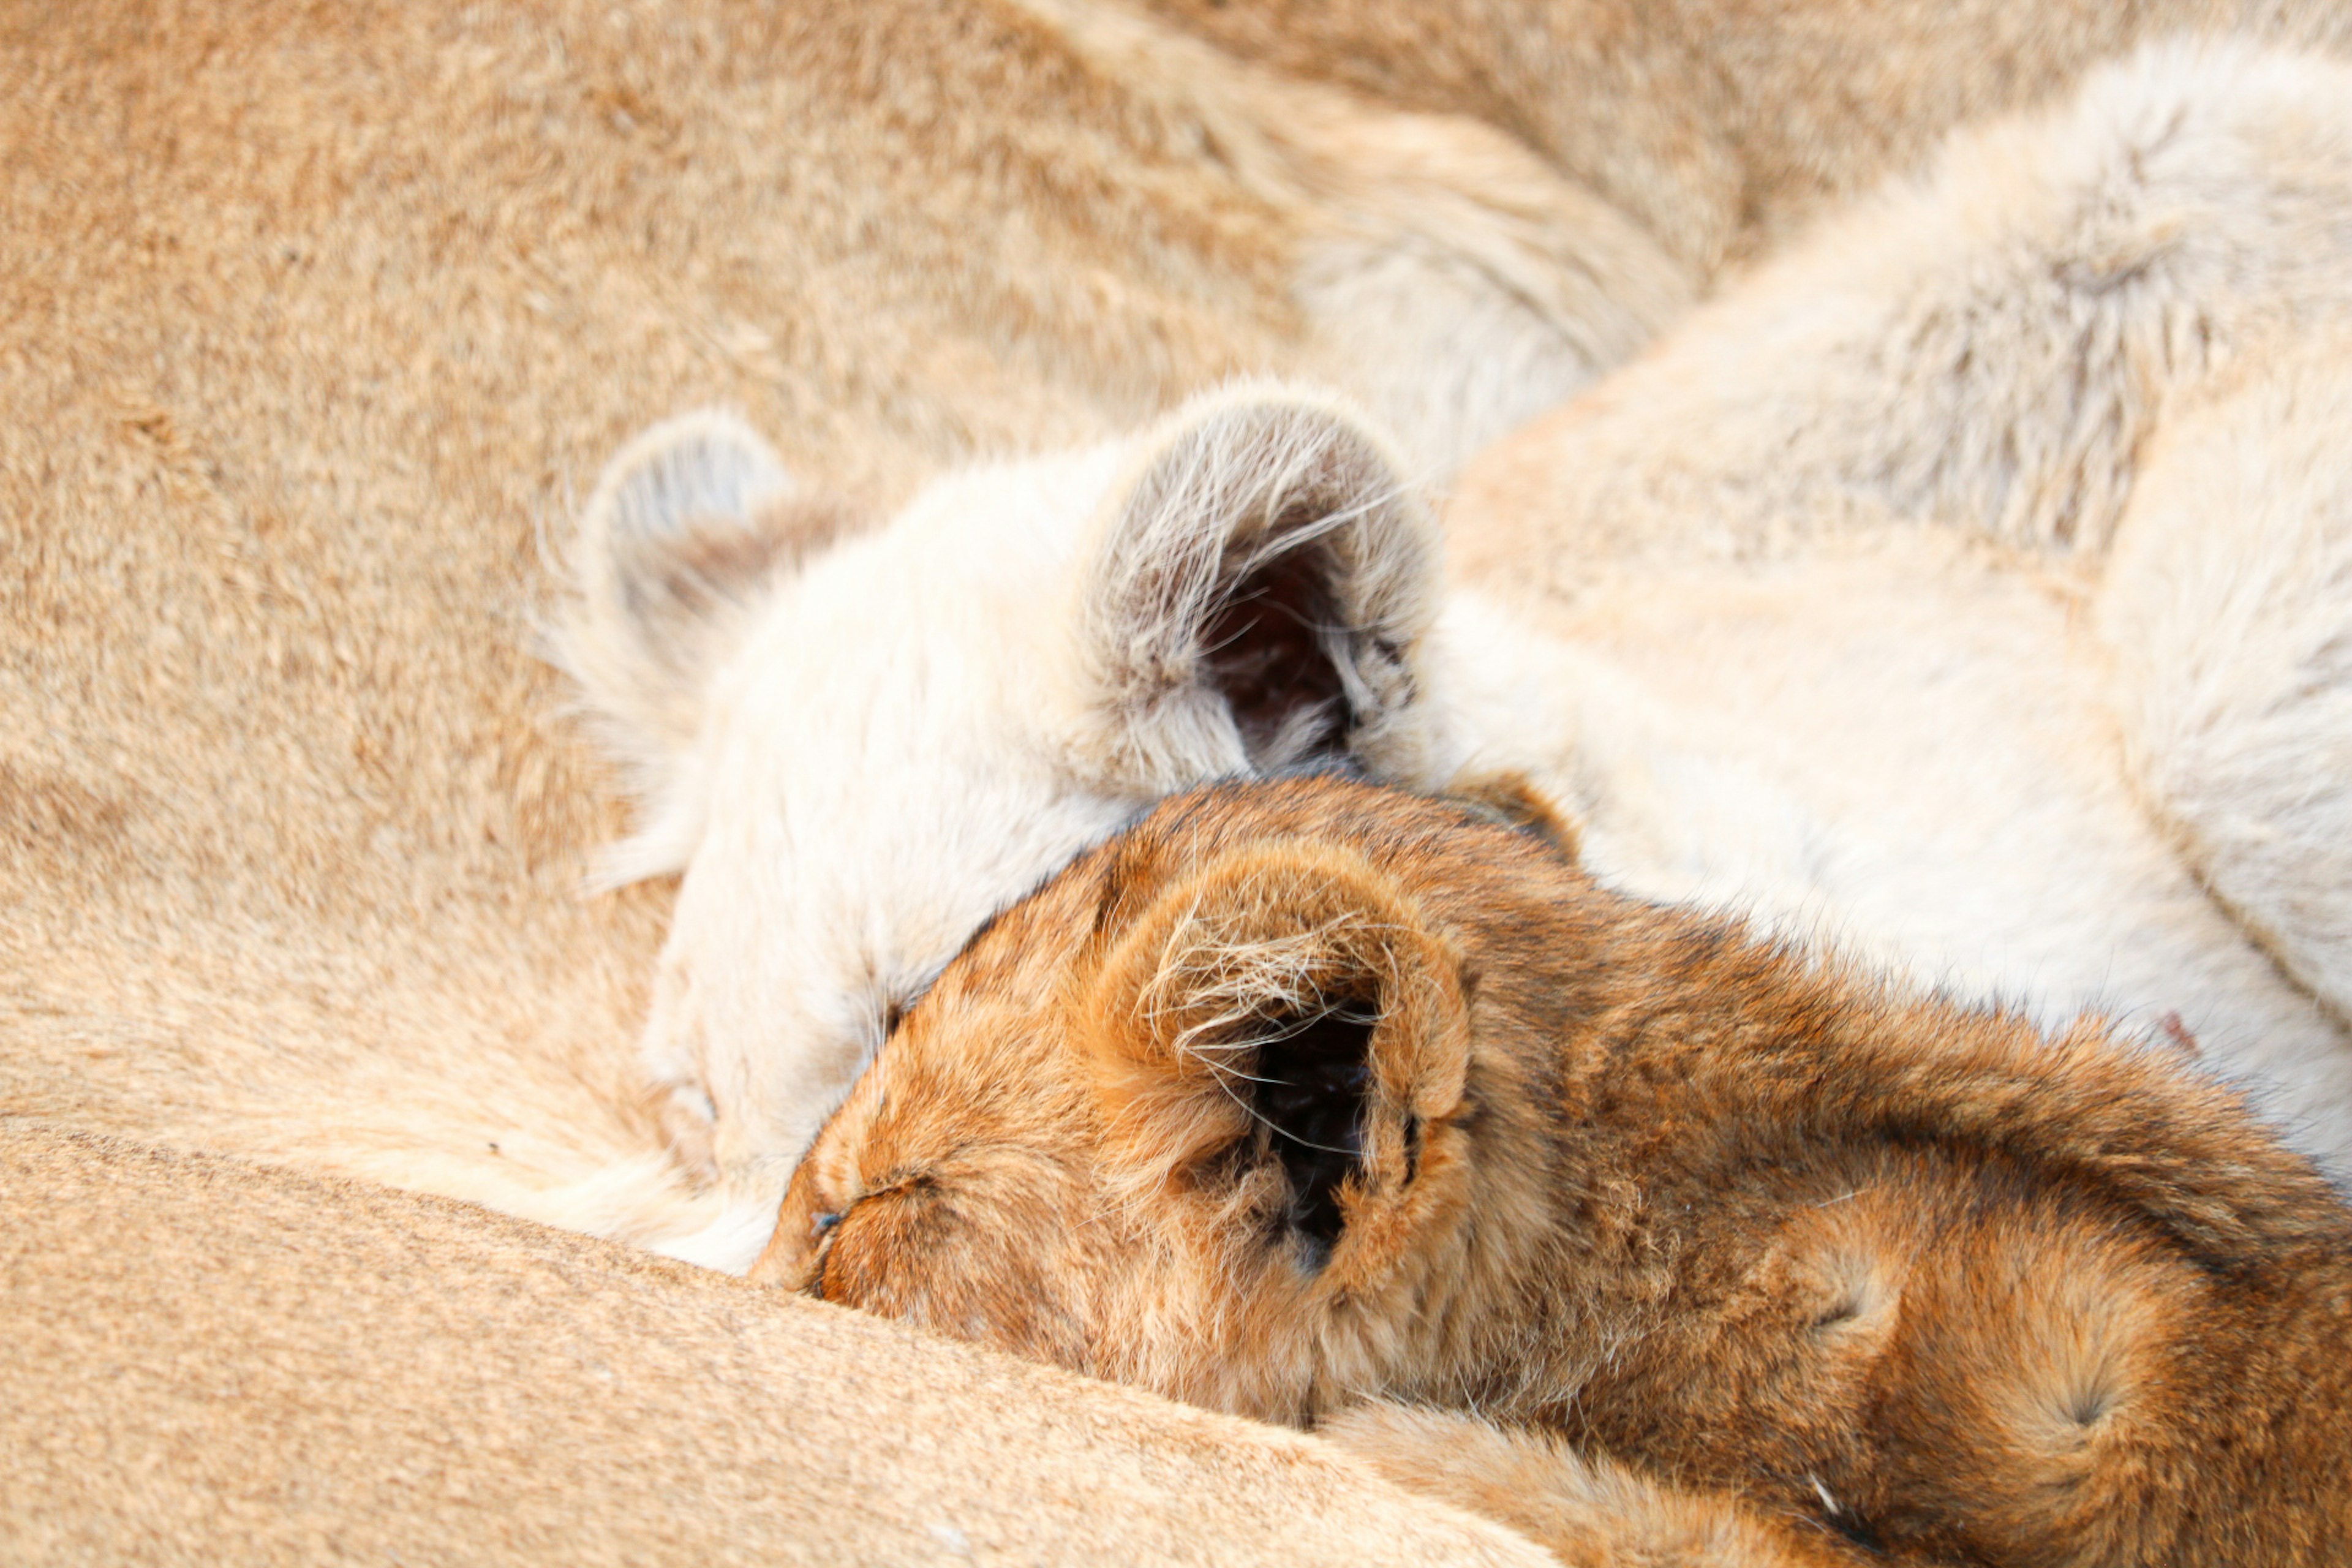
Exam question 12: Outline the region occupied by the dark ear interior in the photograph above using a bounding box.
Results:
[1082,390,1435,783]
[1085,838,1470,1281]
[1199,533,1352,766]
[1247,999,1381,1267]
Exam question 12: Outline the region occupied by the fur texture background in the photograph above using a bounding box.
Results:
[1143,0,2352,270]
[1436,41,2352,1158]
[15,2,2352,1556]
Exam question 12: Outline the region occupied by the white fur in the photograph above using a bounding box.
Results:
[630,444,1146,1207]
[2100,336,2352,1015]
[564,42,2352,1269]
[562,409,797,768]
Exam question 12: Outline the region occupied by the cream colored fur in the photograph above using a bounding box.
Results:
[570,42,2352,1270]
[1439,39,2352,1109]
[2098,346,2352,1019]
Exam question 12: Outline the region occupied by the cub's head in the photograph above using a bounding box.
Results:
[751,777,1575,1420]
[558,391,1445,1251]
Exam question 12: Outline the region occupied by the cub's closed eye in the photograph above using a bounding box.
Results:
[801,1207,851,1302]
[881,999,907,1035]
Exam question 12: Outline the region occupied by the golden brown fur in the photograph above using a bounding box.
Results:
[761,777,2352,1566]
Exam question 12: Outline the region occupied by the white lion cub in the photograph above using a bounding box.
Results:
[562,42,2352,1269]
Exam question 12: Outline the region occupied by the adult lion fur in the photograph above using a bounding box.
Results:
[1142,0,2352,270]
[21,3,2352,1555]
[763,775,2352,1566]
[0,1118,1551,1567]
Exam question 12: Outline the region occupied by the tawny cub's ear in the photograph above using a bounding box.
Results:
[1072,384,1439,790]
[1079,840,1471,1277]
[556,411,865,850]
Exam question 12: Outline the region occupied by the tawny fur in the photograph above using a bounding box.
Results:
[577,43,2352,1266]
[0,1120,1550,1567]
[761,777,2352,1567]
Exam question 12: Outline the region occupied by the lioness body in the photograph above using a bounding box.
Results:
[1144,0,2352,268]
[0,1119,1550,1567]
[766,776,2352,1564]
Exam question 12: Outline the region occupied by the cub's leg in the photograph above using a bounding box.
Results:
[2099,332,2352,1028]
[1324,1404,1888,1568]
[1450,41,2352,597]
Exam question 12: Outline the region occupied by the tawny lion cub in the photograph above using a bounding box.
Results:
[758,777,2352,1567]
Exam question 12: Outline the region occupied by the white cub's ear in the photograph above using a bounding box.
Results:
[557,409,863,804]
[1074,383,1439,788]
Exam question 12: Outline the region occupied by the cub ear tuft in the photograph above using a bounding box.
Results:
[1073,384,1439,790]
[1080,839,1470,1276]
[556,410,867,866]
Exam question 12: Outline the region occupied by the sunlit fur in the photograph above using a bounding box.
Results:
[3,0,1698,1272]
[760,777,2352,1566]
[576,42,2352,1266]
[0,1122,1554,1564]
